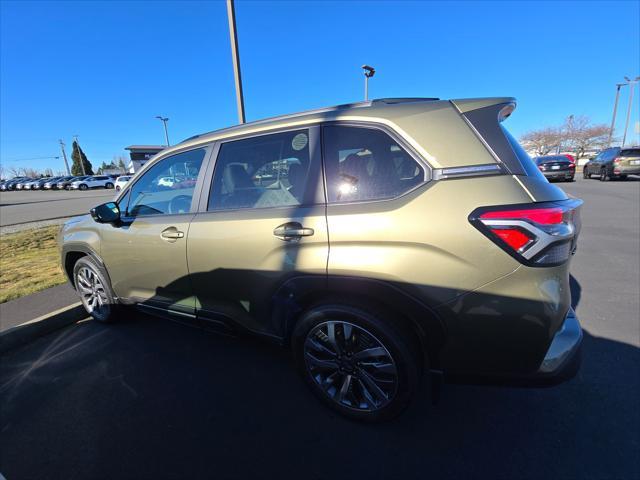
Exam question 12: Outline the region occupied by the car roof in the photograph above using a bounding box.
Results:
[161,96,514,155]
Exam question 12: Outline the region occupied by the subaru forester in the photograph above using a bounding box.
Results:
[60,97,583,421]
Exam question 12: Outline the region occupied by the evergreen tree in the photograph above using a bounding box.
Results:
[71,141,93,176]
[117,157,127,172]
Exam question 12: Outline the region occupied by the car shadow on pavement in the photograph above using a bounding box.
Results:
[1,285,639,479]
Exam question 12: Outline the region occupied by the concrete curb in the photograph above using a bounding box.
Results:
[0,302,86,354]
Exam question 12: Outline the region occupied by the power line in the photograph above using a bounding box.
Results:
[1,156,60,163]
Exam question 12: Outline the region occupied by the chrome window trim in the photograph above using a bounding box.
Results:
[433,163,504,180]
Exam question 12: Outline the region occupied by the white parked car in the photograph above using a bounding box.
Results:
[69,175,115,190]
[114,175,131,191]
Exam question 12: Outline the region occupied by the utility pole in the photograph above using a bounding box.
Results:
[73,135,86,175]
[362,65,376,101]
[226,0,245,124]
[607,83,627,147]
[59,139,71,175]
[622,76,640,147]
[155,116,170,146]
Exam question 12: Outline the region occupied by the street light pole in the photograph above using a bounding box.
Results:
[362,65,376,101]
[622,76,640,147]
[607,83,627,147]
[155,116,170,146]
[226,0,246,124]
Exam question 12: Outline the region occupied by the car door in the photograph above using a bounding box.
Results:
[589,152,603,173]
[100,146,210,318]
[187,127,328,337]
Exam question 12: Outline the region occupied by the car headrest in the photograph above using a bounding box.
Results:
[223,164,254,192]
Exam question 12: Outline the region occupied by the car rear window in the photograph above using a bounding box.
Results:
[536,155,569,164]
[500,125,545,177]
[620,148,640,157]
[462,103,545,179]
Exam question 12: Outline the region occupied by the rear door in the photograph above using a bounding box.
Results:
[187,127,328,337]
[588,152,602,173]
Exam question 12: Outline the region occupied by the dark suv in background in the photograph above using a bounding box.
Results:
[534,155,575,182]
[584,146,640,181]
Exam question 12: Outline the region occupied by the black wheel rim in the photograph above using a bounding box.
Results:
[303,321,398,412]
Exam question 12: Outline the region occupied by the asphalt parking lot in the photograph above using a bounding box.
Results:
[0,189,115,229]
[1,176,638,479]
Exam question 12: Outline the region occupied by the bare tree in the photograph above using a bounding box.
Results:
[0,164,5,180]
[563,115,610,159]
[8,166,23,177]
[520,127,564,156]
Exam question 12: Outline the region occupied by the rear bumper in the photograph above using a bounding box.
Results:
[613,165,640,175]
[534,307,582,379]
[542,171,574,179]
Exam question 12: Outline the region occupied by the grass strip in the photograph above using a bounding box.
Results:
[0,225,66,303]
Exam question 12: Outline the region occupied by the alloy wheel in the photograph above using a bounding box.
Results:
[303,320,398,412]
[76,266,110,317]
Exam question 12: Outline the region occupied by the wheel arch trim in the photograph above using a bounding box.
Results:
[61,243,111,287]
[272,274,447,369]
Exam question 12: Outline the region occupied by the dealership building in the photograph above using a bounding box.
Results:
[125,145,165,172]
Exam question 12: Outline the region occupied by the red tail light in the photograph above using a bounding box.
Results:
[613,157,621,164]
[493,228,533,250]
[469,200,583,267]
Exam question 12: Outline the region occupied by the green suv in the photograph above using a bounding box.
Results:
[583,146,640,181]
[60,97,583,421]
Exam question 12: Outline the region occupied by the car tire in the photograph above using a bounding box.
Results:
[105,182,114,189]
[292,303,422,422]
[79,184,88,190]
[600,168,610,181]
[583,169,591,179]
[73,256,118,323]
[115,185,121,191]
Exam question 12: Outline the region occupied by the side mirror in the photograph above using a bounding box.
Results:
[90,202,120,224]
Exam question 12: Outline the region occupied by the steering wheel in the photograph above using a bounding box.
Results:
[168,195,192,214]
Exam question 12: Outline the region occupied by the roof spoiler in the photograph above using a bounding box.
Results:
[451,97,516,114]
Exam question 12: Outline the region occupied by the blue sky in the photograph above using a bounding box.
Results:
[1,0,639,174]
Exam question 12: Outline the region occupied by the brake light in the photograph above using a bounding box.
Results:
[493,228,533,250]
[469,200,583,267]
[613,157,621,164]
[480,207,564,224]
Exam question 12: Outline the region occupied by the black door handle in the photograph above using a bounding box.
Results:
[273,222,314,241]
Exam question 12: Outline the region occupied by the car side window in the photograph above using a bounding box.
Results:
[208,129,311,211]
[126,148,206,217]
[322,125,425,203]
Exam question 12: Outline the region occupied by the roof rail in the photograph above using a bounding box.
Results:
[372,97,440,104]
[179,97,440,144]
